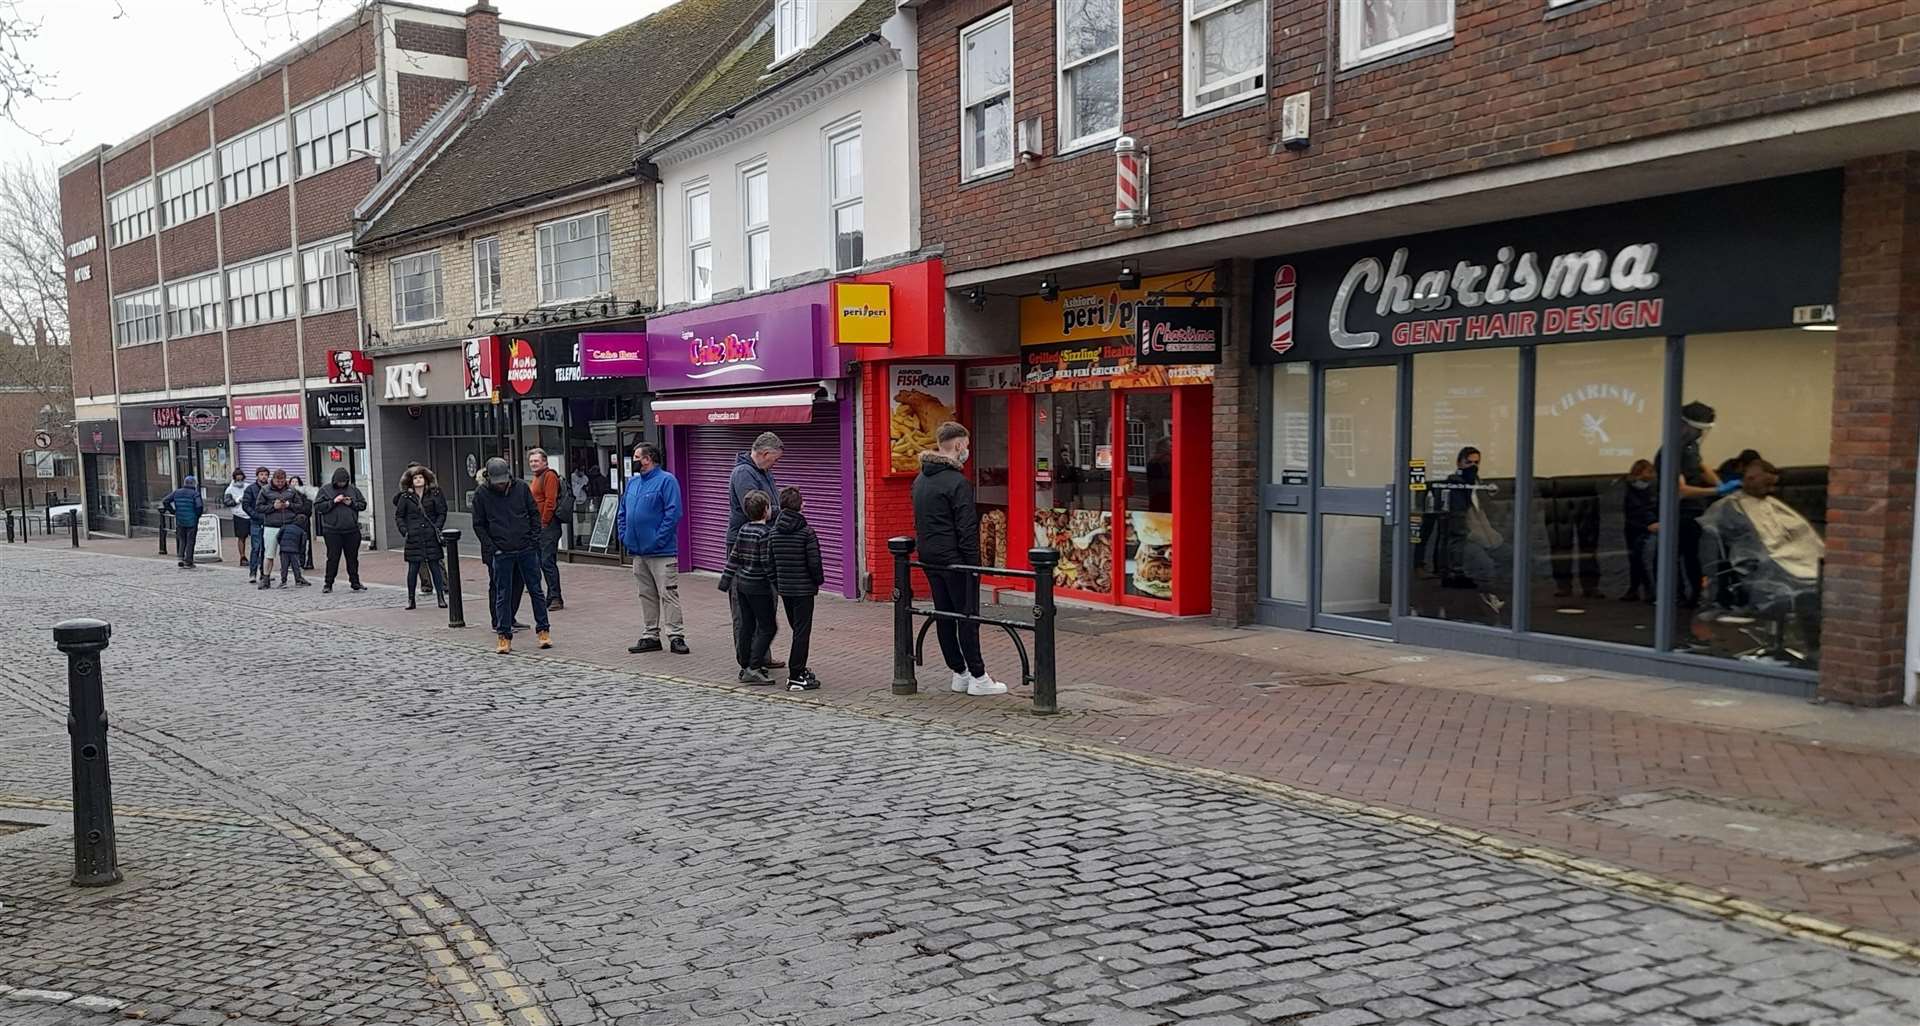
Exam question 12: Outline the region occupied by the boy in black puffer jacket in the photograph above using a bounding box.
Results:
[770,487,824,691]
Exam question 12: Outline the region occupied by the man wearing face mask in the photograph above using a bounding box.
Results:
[1656,401,1737,606]
[912,421,1005,697]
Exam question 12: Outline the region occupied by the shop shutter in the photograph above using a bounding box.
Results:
[234,440,309,484]
[681,408,847,593]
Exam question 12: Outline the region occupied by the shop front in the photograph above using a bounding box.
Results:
[369,338,513,550]
[308,387,372,539]
[232,393,308,483]
[646,285,858,598]
[515,327,652,561]
[1249,172,1842,693]
[77,419,123,535]
[118,401,229,534]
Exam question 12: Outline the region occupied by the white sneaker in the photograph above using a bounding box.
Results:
[966,673,1009,697]
[951,671,972,693]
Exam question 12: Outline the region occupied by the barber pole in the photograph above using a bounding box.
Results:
[1113,136,1148,227]
[1271,265,1296,354]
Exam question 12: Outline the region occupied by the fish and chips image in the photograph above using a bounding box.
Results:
[889,389,954,472]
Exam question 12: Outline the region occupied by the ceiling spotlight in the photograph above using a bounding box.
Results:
[1038,274,1059,302]
[1117,262,1140,290]
[965,286,987,311]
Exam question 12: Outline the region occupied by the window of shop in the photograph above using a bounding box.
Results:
[300,236,354,314]
[536,210,612,304]
[972,393,1011,568]
[1184,0,1264,114]
[159,153,215,227]
[108,181,154,247]
[827,125,863,272]
[960,9,1014,179]
[1266,364,1310,603]
[165,273,221,338]
[686,184,713,302]
[113,287,163,346]
[1341,0,1453,68]
[1058,0,1121,149]
[86,454,123,525]
[1410,349,1518,626]
[1035,391,1114,597]
[227,253,296,326]
[424,403,512,515]
[220,121,289,205]
[390,250,444,325]
[741,163,770,292]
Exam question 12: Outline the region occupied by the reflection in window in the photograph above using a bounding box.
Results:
[1530,337,1665,647]
[1034,392,1113,594]
[972,394,1010,568]
[1269,363,1310,482]
[1682,331,1831,669]
[1409,349,1517,626]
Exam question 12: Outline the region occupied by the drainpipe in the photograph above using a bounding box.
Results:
[1905,431,1920,704]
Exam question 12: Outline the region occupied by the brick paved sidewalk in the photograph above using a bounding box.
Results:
[33,532,1920,944]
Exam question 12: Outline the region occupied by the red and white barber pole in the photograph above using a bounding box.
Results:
[1113,136,1149,227]
[1271,265,1296,354]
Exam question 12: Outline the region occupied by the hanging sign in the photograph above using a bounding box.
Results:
[833,282,893,345]
[327,349,372,384]
[577,332,649,378]
[506,337,538,395]
[1135,305,1223,366]
[461,336,501,401]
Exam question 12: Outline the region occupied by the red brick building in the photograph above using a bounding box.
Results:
[59,1,586,537]
[909,0,1920,704]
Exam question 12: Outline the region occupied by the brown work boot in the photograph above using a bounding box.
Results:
[495,637,511,655]
[537,630,552,650]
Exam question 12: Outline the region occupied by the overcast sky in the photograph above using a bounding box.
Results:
[3,0,673,170]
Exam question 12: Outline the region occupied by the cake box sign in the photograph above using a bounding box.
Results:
[578,332,650,378]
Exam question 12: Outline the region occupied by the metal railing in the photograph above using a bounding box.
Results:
[889,537,1061,715]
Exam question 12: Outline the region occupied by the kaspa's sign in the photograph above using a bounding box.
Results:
[1253,173,1843,364]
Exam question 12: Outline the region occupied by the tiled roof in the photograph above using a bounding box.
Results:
[363,0,769,246]
[640,0,897,158]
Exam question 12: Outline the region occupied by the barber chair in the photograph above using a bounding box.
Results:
[1696,525,1819,667]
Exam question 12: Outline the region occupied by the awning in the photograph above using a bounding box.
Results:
[652,389,817,426]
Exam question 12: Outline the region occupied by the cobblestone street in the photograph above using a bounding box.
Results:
[7,546,1920,1025]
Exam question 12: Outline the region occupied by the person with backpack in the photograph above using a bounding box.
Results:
[315,467,369,593]
[394,466,449,610]
[162,476,205,569]
[526,448,572,611]
[769,486,823,691]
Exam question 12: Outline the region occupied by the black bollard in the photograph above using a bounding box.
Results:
[1028,548,1060,716]
[68,509,79,547]
[890,537,917,695]
[54,618,120,887]
[156,509,168,555]
[441,528,465,629]
[5,510,12,544]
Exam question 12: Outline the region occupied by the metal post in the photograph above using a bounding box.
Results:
[54,618,119,887]
[157,508,168,555]
[890,537,917,695]
[442,529,466,629]
[43,496,51,536]
[5,509,13,544]
[1029,548,1059,716]
[69,509,80,547]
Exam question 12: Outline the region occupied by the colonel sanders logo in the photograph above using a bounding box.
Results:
[327,349,369,384]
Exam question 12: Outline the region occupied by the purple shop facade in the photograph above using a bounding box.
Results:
[642,284,860,598]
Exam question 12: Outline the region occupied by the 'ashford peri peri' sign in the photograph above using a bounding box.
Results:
[646,300,830,391]
[1253,173,1842,364]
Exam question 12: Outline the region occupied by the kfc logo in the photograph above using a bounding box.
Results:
[384,362,429,400]
[462,336,499,400]
[328,349,371,383]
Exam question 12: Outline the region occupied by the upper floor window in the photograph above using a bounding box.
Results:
[536,210,612,304]
[1341,0,1453,68]
[960,9,1014,179]
[158,154,215,228]
[220,121,289,206]
[686,184,713,303]
[165,273,221,338]
[300,236,354,314]
[294,79,380,177]
[1058,0,1121,148]
[227,253,296,326]
[828,127,864,273]
[473,236,502,314]
[112,287,163,346]
[774,0,813,63]
[1184,0,1265,114]
[389,250,444,325]
[741,163,770,293]
[107,181,154,247]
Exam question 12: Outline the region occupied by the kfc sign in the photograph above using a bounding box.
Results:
[384,362,429,400]
[328,349,372,383]
[462,335,500,401]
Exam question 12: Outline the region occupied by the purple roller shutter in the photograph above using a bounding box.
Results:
[680,406,848,592]
[234,440,308,484]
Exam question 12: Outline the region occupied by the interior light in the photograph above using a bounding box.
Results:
[1800,324,1839,332]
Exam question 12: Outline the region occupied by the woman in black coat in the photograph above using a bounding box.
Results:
[394,466,449,609]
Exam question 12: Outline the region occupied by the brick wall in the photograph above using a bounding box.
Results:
[212,75,284,140]
[287,21,374,106]
[152,114,210,173]
[221,191,294,264]
[465,5,502,97]
[363,185,656,352]
[117,343,165,394]
[165,334,226,388]
[101,146,150,194]
[1820,153,1920,706]
[301,310,359,377]
[398,73,465,143]
[159,215,219,278]
[295,160,378,240]
[228,322,300,383]
[394,20,465,58]
[111,239,159,291]
[860,360,929,602]
[918,0,1920,275]
[60,161,115,402]
[1211,259,1258,625]
[0,391,81,502]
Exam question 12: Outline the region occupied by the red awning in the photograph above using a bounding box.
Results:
[652,389,817,426]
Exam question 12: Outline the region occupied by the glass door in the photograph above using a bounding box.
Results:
[1120,390,1175,610]
[1315,362,1400,636]
[1033,391,1115,600]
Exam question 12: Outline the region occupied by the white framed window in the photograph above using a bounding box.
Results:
[293,79,380,177]
[1341,0,1454,68]
[960,9,1014,179]
[226,253,296,327]
[774,0,813,62]
[1184,0,1265,114]
[107,181,154,247]
[300,236,354,314]
[112,287,163,346]
[158,154,215,228]
[686,184,713,303]
[740,163,770,293]
[1058,0,1121,149]
[389,250,443,325]
[536,210,612,304]
[165,273,222,337]
[219,121,290,206]
[827,127,864,273]
[473,236,502,314]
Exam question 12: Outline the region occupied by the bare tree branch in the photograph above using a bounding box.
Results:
[0,160,72,436]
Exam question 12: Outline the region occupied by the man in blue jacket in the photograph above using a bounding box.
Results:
[616,443,688,655]
[162,476,205,569]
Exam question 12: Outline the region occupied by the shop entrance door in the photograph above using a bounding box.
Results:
[1312,362,1401,637]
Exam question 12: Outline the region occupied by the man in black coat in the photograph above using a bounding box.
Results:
[315,467,369,593]
[471,457,550,654]
[911,421,1004,697]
